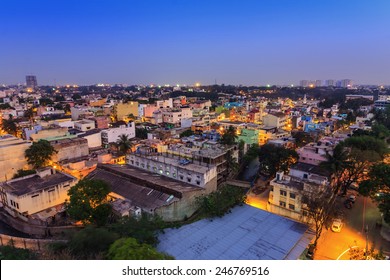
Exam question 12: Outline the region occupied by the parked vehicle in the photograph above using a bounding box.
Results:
[344,199,353,209]
[331,219,343,232]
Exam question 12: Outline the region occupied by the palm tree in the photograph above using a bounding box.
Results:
[116,134,133,155]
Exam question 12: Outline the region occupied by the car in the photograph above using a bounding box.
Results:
[331,219,343,232]
[344,199,353,209]
[348,195,356,203]
[306,244,315,259]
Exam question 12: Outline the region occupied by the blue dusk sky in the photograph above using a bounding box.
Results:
[1,0,389,86]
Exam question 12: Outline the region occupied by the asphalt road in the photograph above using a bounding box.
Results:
[314,191,390,260]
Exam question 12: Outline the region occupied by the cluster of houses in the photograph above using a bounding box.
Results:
[0,83,388,236]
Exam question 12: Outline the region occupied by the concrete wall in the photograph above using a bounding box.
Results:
[0,136,31,182]
[51,138,89,162]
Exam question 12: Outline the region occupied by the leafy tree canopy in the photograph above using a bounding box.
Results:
[25,140,57,169]
[12,169,36,179]
[219,125,237,145]
[66,179,112,226]
[359,163,390,223]
[107,237,173,260]
[196,185,246,218]
[258,144,299,178]
[68,226,118,259]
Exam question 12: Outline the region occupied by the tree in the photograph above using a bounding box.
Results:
[219,125,237,145]
[321,136,388,195]
[39,98,53,106]
[72,93,82,100]
[291,131,314,148]
[1,115,18,136]
[0,245,37,260]
[179,129,194,138]
[67,226,118,259]
[127,113,136,121]
[24,108,35,122]
[115,134,133,155]
[359,163,390,223]
[66,179,112,226]
[302,187,334,248]
[64,104,71,114]
[25,140,57,169]
[196,185,246,218]
[258,144,299,178]
[110,214,165,246]
[12,169,36,179]
[135,127,148,139]
[107,237,174,260]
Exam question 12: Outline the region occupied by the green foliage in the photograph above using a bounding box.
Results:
[343,135,389,159]
[66,179,112,226]
[135,127,148,139]
[1,116,18,136]
[258,144,299,177]
[358,163,390,223]
[115,134,133,155]
[242,143,260,163]
[219,125,237,145]
[0,245,37,260]
[68,226,118,259]
[72,93,82,100]
[340,98,373,111]
[39,98,54,106]
[179,129,194,138]
[110,214,165,246]
[0,103,12,110]
[196,185,246,218]
[292,131,315,148]
[64,104,71,113]
[107,237,173,260]
[25,140,57,168]
[12,169,36,179]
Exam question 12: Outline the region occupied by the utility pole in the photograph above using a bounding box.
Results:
[365,225,369,260]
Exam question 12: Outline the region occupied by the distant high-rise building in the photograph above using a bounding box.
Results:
[325,79,335,87]
[299,80,310,87]
[340,79,353,88]
[26,75,37,88]
[315,80,322,87]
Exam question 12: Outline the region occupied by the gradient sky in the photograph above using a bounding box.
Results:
[1,0,390,86]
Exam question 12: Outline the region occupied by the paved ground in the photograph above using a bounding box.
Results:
[314,191,390,260]
[245,182,390,260]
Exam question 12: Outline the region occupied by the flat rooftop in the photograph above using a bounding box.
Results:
[132,153,213,174]
[95,164,202,198]
[3,172,75,196]
[158,205,310,260]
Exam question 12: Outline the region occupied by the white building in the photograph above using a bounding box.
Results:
[127,149,217,189]
[74,119,96,132]
[101,122,135,146]
[267,163,331,222]
[0,168,77,217]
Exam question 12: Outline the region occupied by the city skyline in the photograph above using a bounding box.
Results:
[1,0,390,86]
